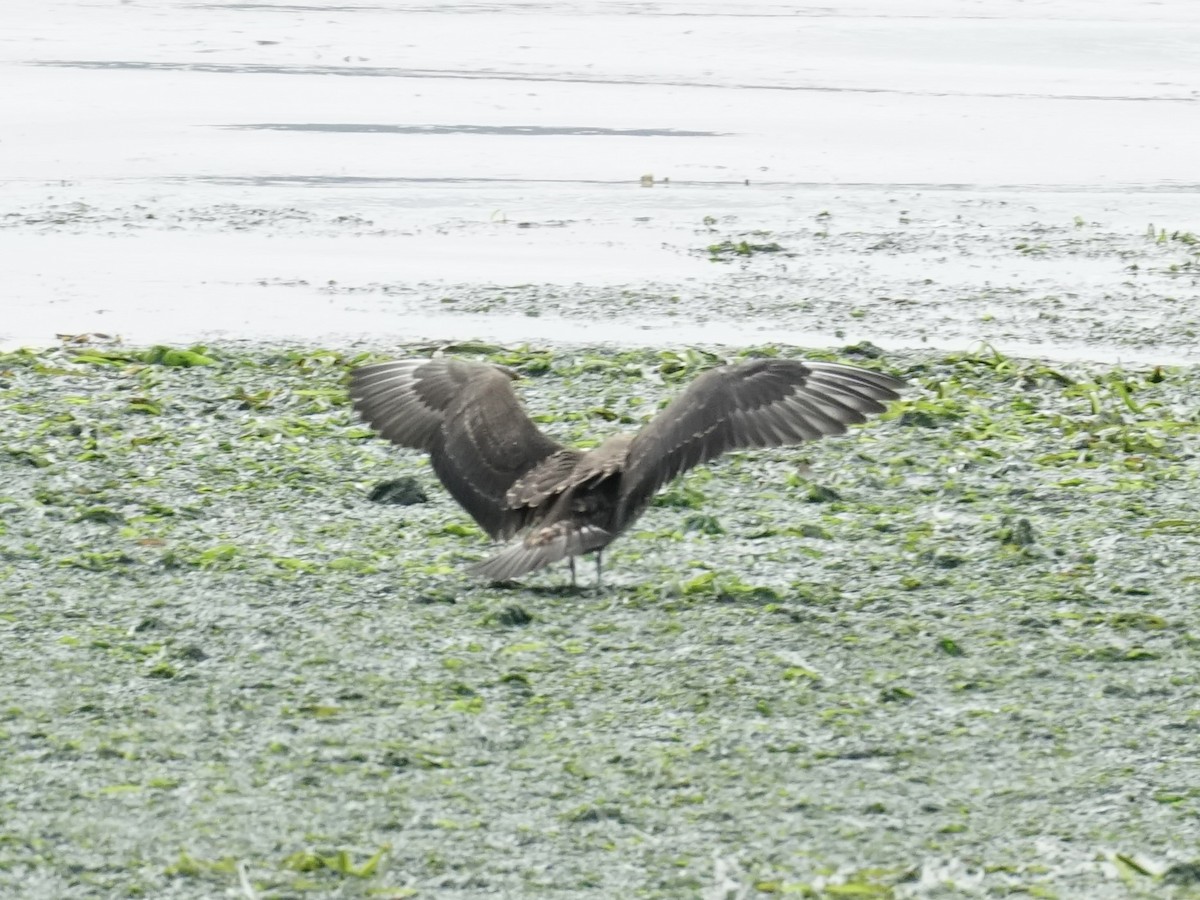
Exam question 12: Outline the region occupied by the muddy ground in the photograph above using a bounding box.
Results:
[2,340,1199,898]
[5,185,1200,362]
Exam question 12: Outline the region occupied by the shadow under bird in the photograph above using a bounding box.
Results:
[350,356,904,585]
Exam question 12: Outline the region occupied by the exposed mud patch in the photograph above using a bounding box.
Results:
[5,188,1197,362]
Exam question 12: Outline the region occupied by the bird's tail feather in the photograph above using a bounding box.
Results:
[469,524,611,582]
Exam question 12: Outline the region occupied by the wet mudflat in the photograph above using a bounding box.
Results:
[4,184,1200,362]
[2,342,1199,898]
[4,0,1200,358]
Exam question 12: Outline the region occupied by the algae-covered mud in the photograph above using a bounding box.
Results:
[2,342,1199,898]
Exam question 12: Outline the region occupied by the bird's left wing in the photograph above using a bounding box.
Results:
[350,358,564,539]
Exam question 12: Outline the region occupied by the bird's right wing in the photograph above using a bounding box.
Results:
[617,359,904,524]
[350,358,564,539]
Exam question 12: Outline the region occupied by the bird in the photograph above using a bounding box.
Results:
[349,355,904,586]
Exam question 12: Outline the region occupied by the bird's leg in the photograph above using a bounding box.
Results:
[569,556,577,589]
[595,551,604,591]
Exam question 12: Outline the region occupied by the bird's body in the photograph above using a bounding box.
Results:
[350,356,904,584]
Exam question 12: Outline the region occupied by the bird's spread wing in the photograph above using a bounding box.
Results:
[350,358,564,539]
[350,358,472,451]
[469,522,613,582]
[617,359,904,523]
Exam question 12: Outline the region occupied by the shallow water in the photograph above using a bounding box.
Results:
[3,0,1199,358]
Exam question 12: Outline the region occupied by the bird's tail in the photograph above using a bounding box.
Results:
[469,523,612,582]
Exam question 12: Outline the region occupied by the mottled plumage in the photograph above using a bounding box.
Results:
[350,356,904,584]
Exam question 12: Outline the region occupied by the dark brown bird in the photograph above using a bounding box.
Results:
[350,356,904,585]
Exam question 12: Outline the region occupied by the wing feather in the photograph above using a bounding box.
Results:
[506,433,634,509]
[506,449,584,509]
[350,360,450,450]
[350,358,564,539]
[617,359,903,525]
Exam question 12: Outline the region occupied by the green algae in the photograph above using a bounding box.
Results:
[1,342,1199,898]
